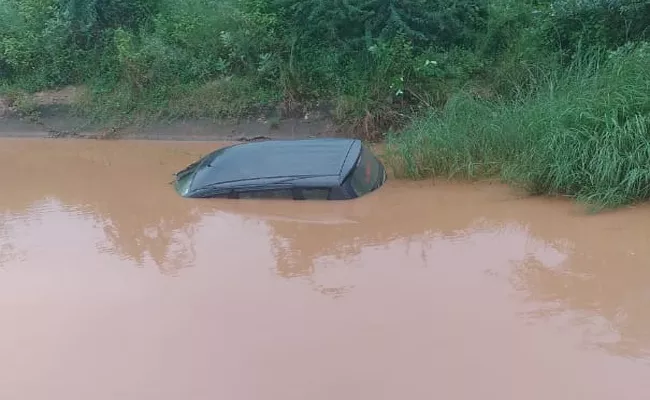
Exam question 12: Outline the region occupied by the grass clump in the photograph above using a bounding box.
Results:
[75,76,280,125]
[387,43,650,210]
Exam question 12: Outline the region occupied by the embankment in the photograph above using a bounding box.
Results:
[0,87,343,141]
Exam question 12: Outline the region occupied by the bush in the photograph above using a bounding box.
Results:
[269,0,489,49]
[505,42,650,208]
[0,0,535,124]
[257,0,490,88]
[65,0,283,122]
[0,0,160,88]
[0,0,76,88]
[544,0,650,57]
[112,0,266,87]
[387,43,650,209]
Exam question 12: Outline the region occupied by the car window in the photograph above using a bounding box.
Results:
[238,189,294,199]
[349,146,383,196]
[300,188,330,200]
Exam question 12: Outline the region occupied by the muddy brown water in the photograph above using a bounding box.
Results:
[1,138,649,400]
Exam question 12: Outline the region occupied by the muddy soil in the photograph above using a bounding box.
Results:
[0,87,342,141]
[0,138,649,400]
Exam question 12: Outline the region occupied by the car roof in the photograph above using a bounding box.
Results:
[190,138,362,190]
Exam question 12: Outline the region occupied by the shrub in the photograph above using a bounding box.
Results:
[544,0,650,57]
[0,0,76,88]
[0,0,160,88]
[505,42,650,208]
[387,43,650,209]
[272,0,489,50]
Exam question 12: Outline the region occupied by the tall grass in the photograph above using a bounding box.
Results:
[387,43,650,209]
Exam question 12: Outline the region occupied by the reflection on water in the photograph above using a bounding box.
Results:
[0,139,205,275]
[0,138,649,400]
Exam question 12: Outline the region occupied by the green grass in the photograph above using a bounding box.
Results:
[72,76,282,125]
[387,43,650,210]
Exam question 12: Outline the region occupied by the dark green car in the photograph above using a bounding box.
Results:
[173,138,386,200]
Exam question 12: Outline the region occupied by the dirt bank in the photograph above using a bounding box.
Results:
[0,87,345,141]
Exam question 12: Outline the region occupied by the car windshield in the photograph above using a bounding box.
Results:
[174,168,195,196]
[349,145,383,196]
[173,147,230,196]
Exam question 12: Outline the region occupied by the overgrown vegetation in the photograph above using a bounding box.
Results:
[0,0,527,130]
[2,0,650,208]
[387,42,650,209]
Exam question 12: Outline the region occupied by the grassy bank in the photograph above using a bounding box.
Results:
[387,43,650,209]
[2,0,628,133]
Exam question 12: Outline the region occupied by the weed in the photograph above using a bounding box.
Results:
[388,44,650,209]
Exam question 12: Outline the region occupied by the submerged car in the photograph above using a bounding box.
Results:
[173,138,386,200]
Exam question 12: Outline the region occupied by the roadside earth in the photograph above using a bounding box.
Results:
[0,86,344,141]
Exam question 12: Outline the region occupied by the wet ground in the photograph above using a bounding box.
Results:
[0,87,339,141]
[1,138,649,400]
[0,113,339,141]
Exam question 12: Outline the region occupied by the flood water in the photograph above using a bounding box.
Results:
[1,138,649,400]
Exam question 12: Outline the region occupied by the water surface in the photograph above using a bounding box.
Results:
[1,138,649,400]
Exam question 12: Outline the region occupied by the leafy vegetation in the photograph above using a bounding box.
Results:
[2,0,650,208]
[387,43,650,209]
[0,0,500,128]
